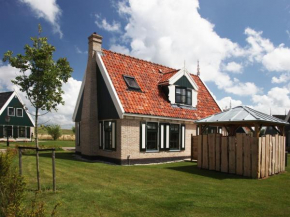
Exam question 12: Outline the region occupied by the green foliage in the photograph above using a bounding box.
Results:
[2,30,73,112]
[0,149,25,217]
[45,125,62,140]
[71,126,75,135]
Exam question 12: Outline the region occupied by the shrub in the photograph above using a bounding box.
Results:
[72,126,75,135]
[0,149,25,216]
[46,125,62,140]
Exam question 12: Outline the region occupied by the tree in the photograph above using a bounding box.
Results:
[46,125,62,140]
[72,126,75,135]
[3,25,73,190]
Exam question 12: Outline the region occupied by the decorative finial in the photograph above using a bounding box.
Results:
[197,60,200,76]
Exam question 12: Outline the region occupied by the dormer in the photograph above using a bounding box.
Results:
[159,68,198,107]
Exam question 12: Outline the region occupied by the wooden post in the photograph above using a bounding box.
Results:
[19,148,22,176]
[52,150,56,192]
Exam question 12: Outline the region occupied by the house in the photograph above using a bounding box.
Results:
[0,91,35,141]
[72,33,221,165]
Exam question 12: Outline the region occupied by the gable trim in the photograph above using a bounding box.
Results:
[72,72,86,121]
[169,69,199,91]
[0,91,35,127]
[96,52,124,118]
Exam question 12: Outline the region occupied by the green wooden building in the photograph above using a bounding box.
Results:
[0,91,35,141]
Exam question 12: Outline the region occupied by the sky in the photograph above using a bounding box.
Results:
[0,0,290,128]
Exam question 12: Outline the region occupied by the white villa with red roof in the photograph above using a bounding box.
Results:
[72,33,221,164]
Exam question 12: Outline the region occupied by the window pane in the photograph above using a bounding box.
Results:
[104,121,112,149]
[170,124,179,150]
[8,108,14,116]
[181,96,186,103]
[19,127,25,137]
[17,109,23,117]
[147,122,158,150]
[124,76,141,90]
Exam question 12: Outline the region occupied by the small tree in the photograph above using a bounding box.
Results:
[72,126,75,135]
[46,125,62,140]
[3,25,73,190]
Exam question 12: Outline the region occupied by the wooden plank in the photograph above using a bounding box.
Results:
[251,137,259,178]
[278,135,281,173]
[221,137,228,173]
[243,135,251,177]
[269,135,272,176]
[276,135,279,173]
[228,136,236,174]
[258,137,262,179]
[265,135,270,178]
[260,137,266,178]
[202,135,208,169]
[197,135,202,168]
[280,136,284,172]
[283,136,286,172]
[215,134,221,171]
[193,137,198,160]
[272,136,276,174]
[208,134,216,170]
[236,133,243,175]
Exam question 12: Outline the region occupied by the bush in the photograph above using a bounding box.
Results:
[45,125,62,141]
[72,126,75,135]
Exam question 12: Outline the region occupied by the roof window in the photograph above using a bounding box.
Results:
[123,75,141,90]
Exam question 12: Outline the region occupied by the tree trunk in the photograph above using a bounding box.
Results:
[35,108,40,191]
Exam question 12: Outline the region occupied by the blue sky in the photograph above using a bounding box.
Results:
[0,0,290,128]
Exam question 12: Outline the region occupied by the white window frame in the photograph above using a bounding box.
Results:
[16,108,23,117]
[7,107,15,116]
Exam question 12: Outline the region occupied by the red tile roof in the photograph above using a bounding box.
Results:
[101,49,221,120]
[158,70,179,85]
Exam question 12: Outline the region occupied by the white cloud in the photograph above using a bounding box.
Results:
[224,79,261,96]
[95,14,121,32]
[0,64,81,128]
[272,73,290,83]
[251,87,290,114]
[75,46,87,54]
[217,96,242,110]
[19,0,63,38]
[223,62,243,73]
[262,45,290,72]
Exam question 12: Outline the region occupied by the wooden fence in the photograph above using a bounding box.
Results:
[194,133,285,179]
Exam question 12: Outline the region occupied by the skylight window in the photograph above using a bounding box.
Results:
[123,75,141,90]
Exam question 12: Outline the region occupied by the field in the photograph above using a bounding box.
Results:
[17,150,290,217]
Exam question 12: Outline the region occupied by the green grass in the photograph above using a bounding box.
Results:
[0,140,74,149]
[17,152,290,217]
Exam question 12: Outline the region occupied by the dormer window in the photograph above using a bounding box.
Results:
[175,87,192,105]
[123,75,141,91]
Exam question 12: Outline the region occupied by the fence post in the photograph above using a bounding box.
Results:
[19,148,22,175]
[52,150,56,192]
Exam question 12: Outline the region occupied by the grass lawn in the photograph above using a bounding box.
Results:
[0,140,75,149]
[18,151,290,217]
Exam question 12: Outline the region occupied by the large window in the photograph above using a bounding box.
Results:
[175,87,192,105]
[99,121,116,151]
[170,124,179,150]
[19,127,26,137]
[140,122,185,152]
[123,75,141,91]
[146,122,158,150]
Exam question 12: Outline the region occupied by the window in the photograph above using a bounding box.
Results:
[4,126,12,137]
[170,124,179,150]
[140,122,185,152]
[175,87,192,105]
[19,127,25,137]
[146,123,158,150]
[123,75,141,90]
[17,108,23,117]
[8,107,15,116]
[99,121,116,151]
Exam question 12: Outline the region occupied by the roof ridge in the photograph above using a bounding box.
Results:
[102,49,177,71]
[162,69,179,75]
